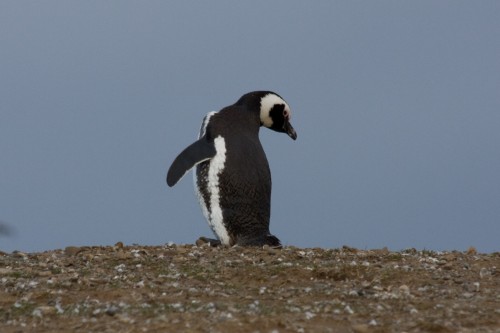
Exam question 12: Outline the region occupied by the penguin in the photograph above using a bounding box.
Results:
[166,91,297,247]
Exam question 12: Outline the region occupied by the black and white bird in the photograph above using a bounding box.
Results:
[166,91,297,247]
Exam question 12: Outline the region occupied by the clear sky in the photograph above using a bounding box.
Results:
[1,2,499,253]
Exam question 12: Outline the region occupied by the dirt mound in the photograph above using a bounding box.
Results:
[1,244,499,332]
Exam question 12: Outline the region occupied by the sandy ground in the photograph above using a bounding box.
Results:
[0,243,499,333]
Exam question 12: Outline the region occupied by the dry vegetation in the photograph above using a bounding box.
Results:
[1,243,499,332]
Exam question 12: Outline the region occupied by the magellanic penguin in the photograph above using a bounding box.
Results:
[166,91,297,247]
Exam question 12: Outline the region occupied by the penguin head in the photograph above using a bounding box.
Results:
[258,92,297,140]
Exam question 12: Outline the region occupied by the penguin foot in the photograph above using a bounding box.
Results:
[196,237,222,247]
[236,234,282,248]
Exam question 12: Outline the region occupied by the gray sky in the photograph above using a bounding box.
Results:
[1,2,499,253]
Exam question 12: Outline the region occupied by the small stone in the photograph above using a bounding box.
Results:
[105,305,119,316]
[64,246,82,256]
[464,282,480,293]
[263,245,277,255]
[12,251,28,258]
[0,268,12,275]
[33,306,56,317]
[442,263,453,270]
[479,268,490,279]
[305,311,316,320]
[352,324,369,333]
[399,285,411,296]
[116,252,133,260]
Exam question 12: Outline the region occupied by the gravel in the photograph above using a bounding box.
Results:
[0,244,499,332]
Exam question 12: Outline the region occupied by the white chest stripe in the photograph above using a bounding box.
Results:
[194,111,216,233]
[206,136,230,245]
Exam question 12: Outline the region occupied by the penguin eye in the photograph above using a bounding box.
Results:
[283,109,289,119]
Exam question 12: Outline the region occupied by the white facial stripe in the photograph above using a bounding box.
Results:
[259,93,290,128]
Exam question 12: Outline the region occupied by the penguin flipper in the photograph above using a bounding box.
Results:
[167,138,216,187]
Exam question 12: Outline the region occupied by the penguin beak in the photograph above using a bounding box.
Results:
[283,120,297,140]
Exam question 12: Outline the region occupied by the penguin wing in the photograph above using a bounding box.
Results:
[166,138,216,187]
